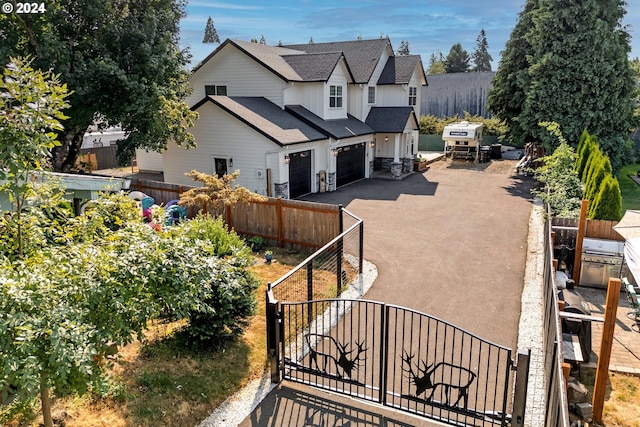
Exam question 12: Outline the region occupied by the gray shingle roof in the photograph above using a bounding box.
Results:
[285,105,374,140]
[378,55,426,85]
[282,52,344,81]
[193,39,306,81]
[283,39,391,84]
[365,107,418,133]
[194,96,327,146]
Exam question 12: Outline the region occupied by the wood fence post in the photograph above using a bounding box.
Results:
[573,199,589,285]
[225,205,233,230]
[592,277,621,423]
[277,197,284,248]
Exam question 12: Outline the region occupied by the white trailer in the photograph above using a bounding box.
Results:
[442,121,483,162]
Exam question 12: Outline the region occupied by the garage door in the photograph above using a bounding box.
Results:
[288,150,312,198]
[336,143,365,187]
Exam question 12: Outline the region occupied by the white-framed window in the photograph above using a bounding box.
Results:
[330,85,343,108]
[408,86,417,106]
[205,85,227,96]
[367,86,376,104]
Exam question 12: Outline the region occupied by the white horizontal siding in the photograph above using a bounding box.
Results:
[322,62,350,120]
[163,102,276,195]
[186,44,288,108]
[135,149,164,172]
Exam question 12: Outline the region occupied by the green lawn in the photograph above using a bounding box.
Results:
[618,163,640,213]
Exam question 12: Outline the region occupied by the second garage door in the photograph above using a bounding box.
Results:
[336,143,365,188]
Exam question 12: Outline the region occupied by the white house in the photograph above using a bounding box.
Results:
[160,38,427,198]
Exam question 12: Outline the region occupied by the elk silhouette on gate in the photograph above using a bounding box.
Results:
[305,333,367,379]
[401,350,477,409]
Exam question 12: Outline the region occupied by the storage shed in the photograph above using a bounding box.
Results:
[442,121,483,161]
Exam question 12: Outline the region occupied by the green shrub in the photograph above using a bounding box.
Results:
[533,141,583,217]
[584,155,612,203]
[418,113,508,138]
[575,130,594,178]
[589,175,622,220]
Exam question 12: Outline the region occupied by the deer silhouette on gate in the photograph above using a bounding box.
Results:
[401,350,477,409]
[305,333,367,379]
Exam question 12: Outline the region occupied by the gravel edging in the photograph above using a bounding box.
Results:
[197,259,379,427]
[517,198,546,427]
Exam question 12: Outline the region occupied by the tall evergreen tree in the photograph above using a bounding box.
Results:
[202,16,220,43]
[487,0,538,144]
[471,29,493,72]
[445,43,470,73]
[589,174,622,220]
[585,155,612,203]
[396,40,410,55]
[490,0,635,171]
[576,130,595,178]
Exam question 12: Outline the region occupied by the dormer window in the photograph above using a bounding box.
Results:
[408,87,417,106]
[329,85,343,108]
[205,85,227,96]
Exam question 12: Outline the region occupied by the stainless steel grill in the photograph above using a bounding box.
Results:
[580,238,624,288]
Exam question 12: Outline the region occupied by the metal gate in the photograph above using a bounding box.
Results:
[267,296,523,426]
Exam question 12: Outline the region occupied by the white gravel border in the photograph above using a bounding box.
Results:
[197,259,378,427]
[516,198,546,426]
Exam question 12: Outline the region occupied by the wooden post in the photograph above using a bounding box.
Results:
[592,277,622,423]
[573,199,589,285]
[276,197,284,248]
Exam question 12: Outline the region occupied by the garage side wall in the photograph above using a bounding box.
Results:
[163,102,275,195]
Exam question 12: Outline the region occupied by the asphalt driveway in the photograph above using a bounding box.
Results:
[301,159,535,350]
[235,159,535,427]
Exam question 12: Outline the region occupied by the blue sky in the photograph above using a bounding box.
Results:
[179,1,640,70]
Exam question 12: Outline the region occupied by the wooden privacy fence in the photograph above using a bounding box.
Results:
[128,179,340,251]
[551,217,622,247]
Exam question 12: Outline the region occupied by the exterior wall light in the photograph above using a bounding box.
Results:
[284,154,290,164]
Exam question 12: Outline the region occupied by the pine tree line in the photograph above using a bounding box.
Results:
[427,28,492,75]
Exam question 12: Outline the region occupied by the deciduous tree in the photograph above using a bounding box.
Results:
[427,51,446,75]
[179,170,266,214]
[0,0,198,172]
[0,57,69,257]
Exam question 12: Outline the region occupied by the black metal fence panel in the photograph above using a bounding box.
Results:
[279,299,513,426]
[544,210,571,427]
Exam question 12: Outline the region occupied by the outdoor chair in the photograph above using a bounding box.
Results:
[623,278,640,331]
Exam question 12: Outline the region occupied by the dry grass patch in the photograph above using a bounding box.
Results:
[582,369,640,427]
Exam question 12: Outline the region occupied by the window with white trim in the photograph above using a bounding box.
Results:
[205,85,228,96]
[408,87,417,106]
[330,85,343,108]
[367,86,376,104]
[409,87,418,105]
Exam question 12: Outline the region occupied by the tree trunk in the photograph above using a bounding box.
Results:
[52,128,86,172]
[40,373,53,427]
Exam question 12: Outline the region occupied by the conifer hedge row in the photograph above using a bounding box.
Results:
[576,130,622,220]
